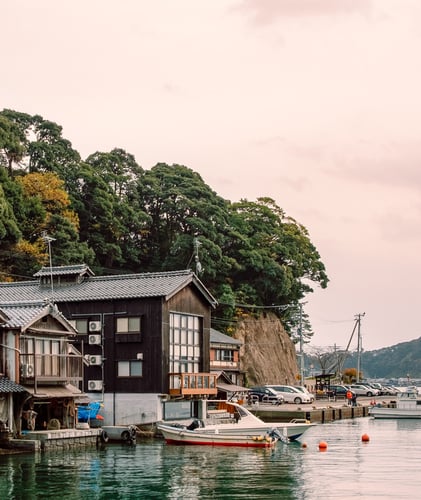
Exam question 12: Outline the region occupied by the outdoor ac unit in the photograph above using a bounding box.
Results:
[22,363,34,378]
[88,380,103,391]
[89,321,101,332]
[88,334,101,345]
[89,355,102,366]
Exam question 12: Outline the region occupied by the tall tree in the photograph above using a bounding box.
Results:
[134,163,235,275]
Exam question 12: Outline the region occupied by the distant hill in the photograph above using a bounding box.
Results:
[343,337,421,379]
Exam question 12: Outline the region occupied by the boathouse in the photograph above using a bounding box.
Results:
[0,265,218,427]
[0,300,85,438]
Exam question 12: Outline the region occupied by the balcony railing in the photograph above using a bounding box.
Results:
[168,372,218,397]
[19,353,83,386]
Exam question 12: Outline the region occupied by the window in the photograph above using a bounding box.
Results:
[169,313,201,373]
[216,349,234,362]
[68,319,88,335]
[118,360,143,377]
[116,316,141,333]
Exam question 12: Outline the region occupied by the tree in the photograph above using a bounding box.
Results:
[0,113,27,174]
[134,163,234,275]
[218,198,329,334]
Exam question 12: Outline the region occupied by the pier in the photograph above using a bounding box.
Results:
[248,395,395,424]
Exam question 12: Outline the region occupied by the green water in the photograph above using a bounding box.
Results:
[1,418,421,499]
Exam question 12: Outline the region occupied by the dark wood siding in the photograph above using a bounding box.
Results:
[57,281,212,395]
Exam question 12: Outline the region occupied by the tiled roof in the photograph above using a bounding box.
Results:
[0,270,217,306]
[0,302,48,328]
[210,328,242,345]
[0,377,28,393]
[34,264,94,277]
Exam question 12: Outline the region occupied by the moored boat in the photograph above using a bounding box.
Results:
[158,400,314,442]
[369,387,421,419]
[157,423,279,447]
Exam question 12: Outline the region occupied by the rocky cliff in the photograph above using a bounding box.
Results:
[233,312,299,387]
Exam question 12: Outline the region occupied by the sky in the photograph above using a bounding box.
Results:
[2,0,421,351]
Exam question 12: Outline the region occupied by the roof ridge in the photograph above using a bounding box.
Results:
[89,269,193,281]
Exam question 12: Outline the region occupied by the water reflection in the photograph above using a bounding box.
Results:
[1,420,421,499]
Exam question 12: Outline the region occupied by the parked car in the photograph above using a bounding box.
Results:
[293,386,315,402]
[329,385,353,398]
[265,385,312,404]
[348,384,379,397]
[381,385,399,396]
[363,382,385,395]
[248,386,284,405]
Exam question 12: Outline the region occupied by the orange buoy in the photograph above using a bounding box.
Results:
[361,433,370,442]
[301,442,307,448]
[318,441,328,451]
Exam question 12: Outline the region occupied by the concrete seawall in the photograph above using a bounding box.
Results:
[248,396,395,423]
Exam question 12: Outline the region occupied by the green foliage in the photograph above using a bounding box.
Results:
[0,108,330,338]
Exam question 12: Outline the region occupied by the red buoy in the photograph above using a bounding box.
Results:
[301,442,307,448]
[318,441,328,451]
[361,433,370,442]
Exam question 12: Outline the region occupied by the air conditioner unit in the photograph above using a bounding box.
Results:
[89,355,102,366]
[88,334,101,345]
[89,321,101,332]
[88,380,103,391]
[22,364,35,378]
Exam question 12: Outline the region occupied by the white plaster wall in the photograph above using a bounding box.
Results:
[87,392,164,426]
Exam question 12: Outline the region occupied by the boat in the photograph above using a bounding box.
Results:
[158,400,314,443]
[369,386,421,419]
[157,423,279,448]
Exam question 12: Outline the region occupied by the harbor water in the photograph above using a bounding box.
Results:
[1,416,421,499]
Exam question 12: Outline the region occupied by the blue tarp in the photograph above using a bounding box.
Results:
[77,402,102,421]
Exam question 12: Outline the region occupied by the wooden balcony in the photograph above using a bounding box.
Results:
[168,372,218,397]
[19,353,83,386]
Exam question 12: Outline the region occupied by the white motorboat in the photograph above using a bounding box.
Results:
[157,423,279,448]
[159,400,314,442]
[369,387,421,419]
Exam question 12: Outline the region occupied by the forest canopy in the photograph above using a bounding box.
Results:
[0,109,329,339]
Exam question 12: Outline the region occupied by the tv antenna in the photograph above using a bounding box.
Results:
[41,231,55,298]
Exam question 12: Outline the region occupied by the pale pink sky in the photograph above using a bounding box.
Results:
[3,0,421,350]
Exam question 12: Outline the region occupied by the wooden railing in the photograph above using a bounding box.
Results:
[19,353,83,385]
[168,372,218,397]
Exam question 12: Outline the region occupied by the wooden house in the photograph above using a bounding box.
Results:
[0,265,218,425]
[0,300,84,436]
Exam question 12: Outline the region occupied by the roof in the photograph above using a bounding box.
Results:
[0,377,28,393]
[0,300,77,334]
[33,264,94,277]
[210,328,242,346]
[24,383,85,399]
[217,382,250,394]
[0,269,217,307]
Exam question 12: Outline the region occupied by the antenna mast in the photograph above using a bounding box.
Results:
[42,231,55,299]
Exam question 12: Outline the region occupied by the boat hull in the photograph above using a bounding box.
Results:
[369,408,421,419]
[158,424,277,448]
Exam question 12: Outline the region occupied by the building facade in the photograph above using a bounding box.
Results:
[0,265,218,426]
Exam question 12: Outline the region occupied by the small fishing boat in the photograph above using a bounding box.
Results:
[157,423,279,448]
[158,400,314,443]
[369,387,421,419]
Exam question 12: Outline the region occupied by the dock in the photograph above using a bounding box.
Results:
[248,395,396,424]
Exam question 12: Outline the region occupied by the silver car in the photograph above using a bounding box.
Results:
[265,385,312,404]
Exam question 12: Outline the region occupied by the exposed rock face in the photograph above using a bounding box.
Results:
[233,313,299,387]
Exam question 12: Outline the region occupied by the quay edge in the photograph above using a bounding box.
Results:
[247,398,398,424]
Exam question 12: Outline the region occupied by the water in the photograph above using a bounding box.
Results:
[1,417,420,499]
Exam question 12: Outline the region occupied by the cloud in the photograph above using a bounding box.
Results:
[328,142,421,192]
[233,0,373,25]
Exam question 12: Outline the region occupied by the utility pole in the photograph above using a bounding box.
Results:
[356,312,365,382]
[299,303,305,385]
